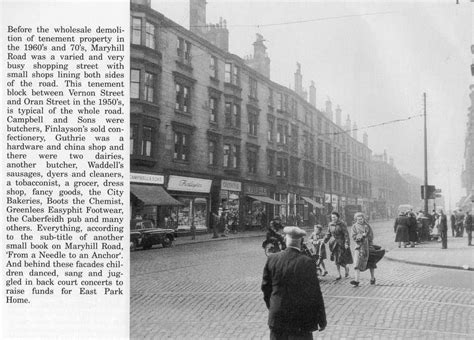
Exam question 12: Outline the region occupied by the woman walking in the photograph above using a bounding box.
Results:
[324,212,353,280]
[394,211,410,248]
[350,213,385,287]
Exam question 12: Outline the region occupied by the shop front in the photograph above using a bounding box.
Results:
[244,183,282,229]
[166,175,213,232]
[220,179,242,231]
[130,173,182,228]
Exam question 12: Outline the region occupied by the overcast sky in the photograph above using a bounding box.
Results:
[152,0,472,209]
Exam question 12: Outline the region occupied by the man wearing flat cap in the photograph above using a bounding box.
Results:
[262,226,327,340]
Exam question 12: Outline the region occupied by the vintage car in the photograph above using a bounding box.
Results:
[130,219,176,251]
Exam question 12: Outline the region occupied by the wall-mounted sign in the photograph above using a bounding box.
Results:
[325,194,331,203]
[168,175,212,193]
[221,180,241,192]
[131,173,164,185]
[244,184,268,196]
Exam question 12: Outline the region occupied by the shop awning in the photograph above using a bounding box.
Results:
[248,195,285,205]
[301,196,324,209]
[131,184,183,206]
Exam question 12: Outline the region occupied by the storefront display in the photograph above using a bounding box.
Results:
[167,175,212,231]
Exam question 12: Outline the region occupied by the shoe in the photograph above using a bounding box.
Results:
[370,278,376,285]
[398,245,401,248]
[410,245,415,248]
[335,276,342,281]
[212,236,219,239]
[350,280,359,287]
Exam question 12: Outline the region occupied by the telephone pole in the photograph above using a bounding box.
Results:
[423,93,429,215]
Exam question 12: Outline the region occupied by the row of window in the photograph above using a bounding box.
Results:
[131,124,369,196]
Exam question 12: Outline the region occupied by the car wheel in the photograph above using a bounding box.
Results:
[162,235,173,248]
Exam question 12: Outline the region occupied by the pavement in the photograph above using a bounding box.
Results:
[384,234,474,271]
[173,226,474,271]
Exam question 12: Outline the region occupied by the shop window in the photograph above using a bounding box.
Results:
[144,72,155,103]
[145,21,156,49]
[131,17,141,45]
[131,69,140,99]
[174,131,189,161]
[141,126,153,157]
[175,83,190,113]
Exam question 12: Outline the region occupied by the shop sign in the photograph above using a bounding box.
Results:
[244,184,268,196]
[325,194,331,203]
[168,175,212,193]
[221,180,241,192]
[131,172,164,185]
[332,195,339,205]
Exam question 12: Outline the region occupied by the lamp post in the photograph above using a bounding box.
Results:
[423,93,429,215]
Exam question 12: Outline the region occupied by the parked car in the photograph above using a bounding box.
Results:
[130,219,176,251]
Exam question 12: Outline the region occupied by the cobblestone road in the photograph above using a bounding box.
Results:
[131,221,474,339]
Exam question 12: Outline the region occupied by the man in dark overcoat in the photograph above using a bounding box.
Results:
[464,211,473,246]
[262,226,327,340]
[438,209,448,249]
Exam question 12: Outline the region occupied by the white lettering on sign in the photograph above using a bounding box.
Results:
[221,180,241,192]
[168,175,212,193]
[131,173,164,184]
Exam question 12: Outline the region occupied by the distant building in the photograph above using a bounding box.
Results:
[129,0,373,230]
[370,151,410,219]
[461,84,474,210]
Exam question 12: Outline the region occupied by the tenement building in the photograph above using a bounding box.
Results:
[370,151,411,219]
[129,0,372,231]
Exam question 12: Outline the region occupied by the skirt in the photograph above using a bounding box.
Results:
[366,245,385,270]
[330,243,353,266]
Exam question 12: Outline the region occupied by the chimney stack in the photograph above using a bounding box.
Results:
[345,115,351,132]
[190,0,206,35]
[309,81,316,107]
[294,63,303,97]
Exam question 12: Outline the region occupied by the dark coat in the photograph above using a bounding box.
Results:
[394,216,410,242]
[262,248,327,335]
[439,214,448,232]
[465,214,473,232]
